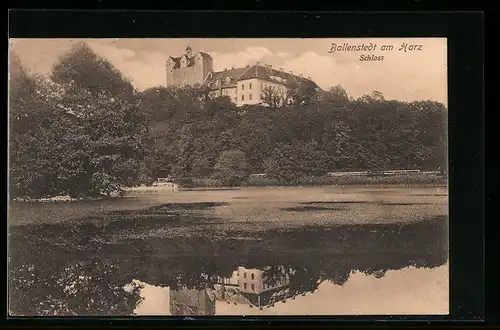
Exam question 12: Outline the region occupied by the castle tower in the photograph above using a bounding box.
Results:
[166,46,213,87]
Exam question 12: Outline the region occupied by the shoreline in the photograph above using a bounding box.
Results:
[10,184,448,203]
[125,183,448,190]
[11,195,119,203]
[127,184,448,190]
[10,184,448,202]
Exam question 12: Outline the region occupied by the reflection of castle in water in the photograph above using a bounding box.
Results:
[215,266,292,308]
[169,287,215,316]
[167,266,293,314]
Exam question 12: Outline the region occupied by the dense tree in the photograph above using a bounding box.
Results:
[51,44,151,196]
[9,55,66,198]
[265,141,328,184]
[51,42,135,98]
[212,150,251,186]
[171,124,196,179]
[9,258,142,316]
[9,44,151,198]
[286,81,319,106]
[261,86,286,108]
[140,84,447,183]
[321,85,350,107]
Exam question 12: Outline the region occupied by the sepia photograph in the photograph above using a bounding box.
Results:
[8,38,448,316]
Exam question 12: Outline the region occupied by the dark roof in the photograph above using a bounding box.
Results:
[168,52,212,69]
[204,64,319,90]
[198,52,213,61]
[168,56,181,69]
[238,64,318,89]
[205,67,248,87]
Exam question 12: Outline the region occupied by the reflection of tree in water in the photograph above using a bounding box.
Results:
[9,211,447,315]
[9,258,142,316]
[257,252,439,300]
[260,264,317,297]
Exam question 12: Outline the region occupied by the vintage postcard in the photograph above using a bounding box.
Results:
[8,38,448,316]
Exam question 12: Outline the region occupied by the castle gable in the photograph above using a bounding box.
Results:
[180,55,191,68]
[168,56,181,69]
[167,48,214,87]
[174,52,211,68]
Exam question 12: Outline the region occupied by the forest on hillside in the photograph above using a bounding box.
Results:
[9,43,447,198]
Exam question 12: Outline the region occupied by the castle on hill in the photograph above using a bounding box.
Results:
[166,46,320,107]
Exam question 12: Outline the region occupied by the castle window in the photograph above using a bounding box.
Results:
[242,95,245,101]
[244,283,247,290]
[244,273,247,279]
[249,94,252,100]
[251,284,255,291]
[251,273,255,280]
[242,84,245,91]
[249,83,252,89]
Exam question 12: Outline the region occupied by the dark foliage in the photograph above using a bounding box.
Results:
[140,85,447,185]
[9,45,152,199]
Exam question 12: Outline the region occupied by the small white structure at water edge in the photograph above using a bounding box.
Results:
[152,178,179,189]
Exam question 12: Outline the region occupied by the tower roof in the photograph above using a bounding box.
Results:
[168,56,181,68]
[197,52,213,61]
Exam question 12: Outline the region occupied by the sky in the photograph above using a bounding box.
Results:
[9,38,447,104]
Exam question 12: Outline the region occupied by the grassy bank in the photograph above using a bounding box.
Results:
[10,175,447,202]
[187,174,447,188]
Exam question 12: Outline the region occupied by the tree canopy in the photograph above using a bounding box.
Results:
[9,44,151,198]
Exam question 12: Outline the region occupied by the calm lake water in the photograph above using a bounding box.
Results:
[8,187,449,316]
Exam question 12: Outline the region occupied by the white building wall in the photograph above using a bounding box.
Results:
[236,267,265,293]
[209,78,289,107]
[235,78,289,107]
[236,78,287,107]
[217,266,290,295]
[209,86,238,103]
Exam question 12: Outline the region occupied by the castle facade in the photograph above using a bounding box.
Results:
[166,46,319,107]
